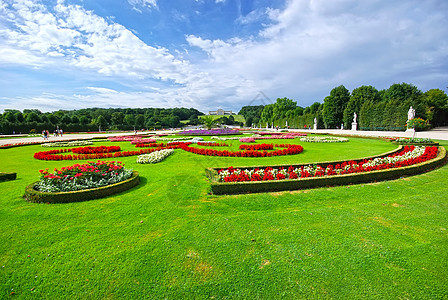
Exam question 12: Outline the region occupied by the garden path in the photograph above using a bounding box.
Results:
[0,127,447,147]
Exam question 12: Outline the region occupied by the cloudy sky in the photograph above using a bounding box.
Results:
[0,0,447,113]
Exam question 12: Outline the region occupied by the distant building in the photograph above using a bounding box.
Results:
[208,109,233,115]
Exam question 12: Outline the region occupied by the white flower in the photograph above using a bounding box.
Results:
[300,137,348,143]
[136,149,174,164]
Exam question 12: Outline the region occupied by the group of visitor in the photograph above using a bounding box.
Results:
[42,129,63,140]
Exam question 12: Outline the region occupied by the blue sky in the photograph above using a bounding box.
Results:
[0,0,447,113]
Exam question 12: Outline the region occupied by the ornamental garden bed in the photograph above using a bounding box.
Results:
[177,129,240,135]
[0,172,17,182]
[24,161,139,203]
[391,138,439,146]
[206,146,447,195]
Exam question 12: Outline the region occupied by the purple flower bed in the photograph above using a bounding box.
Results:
[178,129,240,136]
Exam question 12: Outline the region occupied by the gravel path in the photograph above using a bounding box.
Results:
[0,127,447,147]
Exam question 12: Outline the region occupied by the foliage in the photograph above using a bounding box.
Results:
[0,107,204,134]
[200,115,219,130]
[239,105,264,127]
[343,85,380,129]
[322,85,350,128]
[394,138,435,144]
[407,118,430,131]
[423,89,448,126]
[0,172,17,182]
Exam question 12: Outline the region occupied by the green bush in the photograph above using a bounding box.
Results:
[24,171,140,203]
[208,147,447,195]
[407,118,430,131]
[0,172,17,182]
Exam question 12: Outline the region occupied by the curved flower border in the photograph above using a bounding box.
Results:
[179,143,303,157]
[300,136,348,143]
[217,146,438,182]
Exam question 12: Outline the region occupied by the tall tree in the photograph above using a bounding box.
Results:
[423,89,448,126]
[111,112,124,128]
[343,85,380,129]
[322,85,350,128]
[273,97,297,120]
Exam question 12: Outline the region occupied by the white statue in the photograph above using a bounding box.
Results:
[314,117,317,125]
[353,112,357,123]
[407,106,415,120]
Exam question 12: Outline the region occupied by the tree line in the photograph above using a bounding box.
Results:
[239,83,448,130]
[0,107,204,134]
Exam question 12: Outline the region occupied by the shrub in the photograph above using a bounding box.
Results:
[0,172,17,182]
[407,118,430,131]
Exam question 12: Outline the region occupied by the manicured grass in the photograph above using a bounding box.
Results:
[1,137,447,298]
[199,114,245,124]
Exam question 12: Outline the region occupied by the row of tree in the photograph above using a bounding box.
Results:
[239,83,448,130]
[0,107,204,134]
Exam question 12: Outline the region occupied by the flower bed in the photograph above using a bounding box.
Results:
[1,141,43,149]
[239,137,255,143]
[42,140,93,147]
[135,142,192,148]
[136,149,174,164]
[177,129,240,135]
[239,143,273,151]
[197,142,228,147]
[24,170,140,203]
[71,146,120,154]
[34,145,182,161]
[35,161,133,192]
[211,136,242,141]
[300,136,348,143]
[206,146,446,194]
[107,135,152,142]
[180,143,303,157]
[217,146,436,182]
[130,139,156,144]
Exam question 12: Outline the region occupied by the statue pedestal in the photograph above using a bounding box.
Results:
[313,124,317,130]
[351,122,357,131]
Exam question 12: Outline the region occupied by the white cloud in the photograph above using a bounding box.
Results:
[127,0,158,12]
[1,0,447,114]
[1,0,196,85]
[186,0,448,106]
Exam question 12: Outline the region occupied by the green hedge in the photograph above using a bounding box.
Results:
[207,147,447,195]
[0,172,17,182]
[391,141,439,146]
[24,171,140,203]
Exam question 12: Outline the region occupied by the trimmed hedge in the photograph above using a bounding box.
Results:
[207,147,447,195]
[24,171,140,203]
[391,141,439,146]
[0,172,17,182]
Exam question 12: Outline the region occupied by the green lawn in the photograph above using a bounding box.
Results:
[1,137,447,299]
[199,114,245,124]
